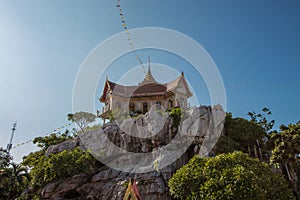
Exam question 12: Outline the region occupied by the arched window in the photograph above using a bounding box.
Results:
[179,98,185,108]
[169,99,173,109]
[143,102,148,113]
[129,102,135,112]
[156,101,162,110]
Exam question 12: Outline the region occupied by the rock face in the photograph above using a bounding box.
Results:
[41,162,189,200]
[45,137,81,156]
[42,106,225,200]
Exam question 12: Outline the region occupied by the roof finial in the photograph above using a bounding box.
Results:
[148,56,151,73]
[139,56,158,85]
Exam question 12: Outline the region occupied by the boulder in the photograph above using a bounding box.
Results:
[45,137,80,156]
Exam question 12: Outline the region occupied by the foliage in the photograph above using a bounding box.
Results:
[23,147,96,190]
[270,122,300,198]
[32,129,74,151]
[169,152,295,200]
[169,108,182,127]
[270,122,300,167]
[0,148,30,199]
[0,147,12,168]
[82,124,101,132]
[68,111,96,132]
[109,109,130,121]
[215,136,240,154]
[216,113,267,154]
[21,127,97,198]
[0,163,30,200]
[248,107,275,133]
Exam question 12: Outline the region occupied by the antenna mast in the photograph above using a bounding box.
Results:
[6,122,17,153]
[0,122,16,168]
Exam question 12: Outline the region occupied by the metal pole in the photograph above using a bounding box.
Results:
[6,122,17,153]
[0,122,16,168]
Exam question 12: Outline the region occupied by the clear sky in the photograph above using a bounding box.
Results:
[0,0,299,162]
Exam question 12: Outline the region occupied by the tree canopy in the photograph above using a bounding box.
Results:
[67,111,96,132]
[271,122,300,167]
[169,152,294,200]
[0,147,12,168]
[32,129,75,151]
[270,121,300,198]
[1,108,299,199]
[0,162,30,200]
[21,129,97,199]
[216,113,267,155]
[248,107,275,133]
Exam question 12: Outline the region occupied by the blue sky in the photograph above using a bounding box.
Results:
[0,0,299,162]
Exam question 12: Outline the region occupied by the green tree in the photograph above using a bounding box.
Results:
[248,107,275,133]
[216,113,266,156]
[271,122,300,167]
[169,152,295,200]
[67,111,96,132]
[21,129,97,198]
[270,122,300,199]
[169,108,182,127]
[0,147,12,168]
[0,163,30,200]
[23,147,96,191]
[32,129,74,151]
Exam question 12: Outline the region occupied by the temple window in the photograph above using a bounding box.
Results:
[143,102,148,113]
[129,102,135,112]
[179,98,185,108]
[169,100,173,108]
[156,101,161,110]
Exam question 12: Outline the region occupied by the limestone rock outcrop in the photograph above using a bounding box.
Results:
[42,106,225,199]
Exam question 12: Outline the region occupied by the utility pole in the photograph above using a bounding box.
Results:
[6,122,17,153]
[0,122,16,168]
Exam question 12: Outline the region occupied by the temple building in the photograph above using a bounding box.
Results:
[98,66,192,122]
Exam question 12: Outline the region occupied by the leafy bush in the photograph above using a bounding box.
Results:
[216,113,267,155]
[0,163,30,200]
[21,130,97,198]
[109,109,130,121]
[169,152,295,200]
[169,108,182,127]
[23,147,96,189]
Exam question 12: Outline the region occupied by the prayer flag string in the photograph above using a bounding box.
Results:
[11,123,72,150]
[115,0,146,74]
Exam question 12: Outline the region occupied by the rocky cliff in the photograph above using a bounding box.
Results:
[41,106,225,200]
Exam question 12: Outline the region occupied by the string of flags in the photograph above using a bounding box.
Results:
[115,0,146,74]
[115,0,207,91]
[11,123,72,150]
[115,5,145,199]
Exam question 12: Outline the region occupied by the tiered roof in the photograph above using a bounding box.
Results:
[100,67,192,102]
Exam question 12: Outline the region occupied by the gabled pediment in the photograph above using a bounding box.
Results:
[165,72,192,97]
[100,70,192,102]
